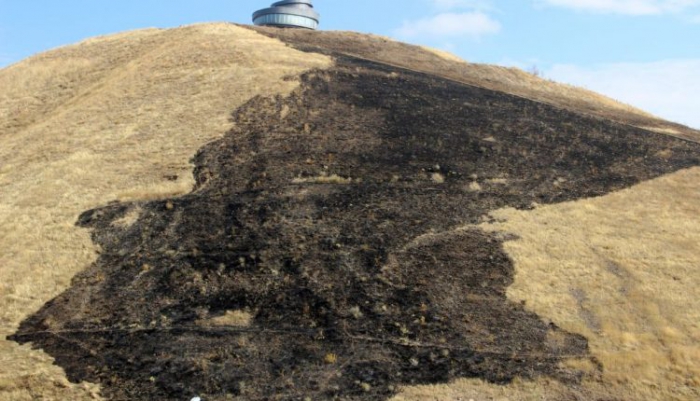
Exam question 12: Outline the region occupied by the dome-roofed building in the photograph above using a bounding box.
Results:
[252,0,320,30]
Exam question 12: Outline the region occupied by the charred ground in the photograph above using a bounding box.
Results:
[12,51,700,400]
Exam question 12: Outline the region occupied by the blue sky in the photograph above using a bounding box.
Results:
[1,0,698,128]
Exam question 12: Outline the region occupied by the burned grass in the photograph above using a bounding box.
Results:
[11,53,700,400]
[248,26,700,143]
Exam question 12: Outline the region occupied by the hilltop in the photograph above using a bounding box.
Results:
[1,23,699,401]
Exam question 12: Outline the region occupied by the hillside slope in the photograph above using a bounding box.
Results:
[1,23,700,401]
[0,23,330,400]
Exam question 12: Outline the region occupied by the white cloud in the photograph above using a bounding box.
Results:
[394,1,500,40]
[394,12,501,39]
[537,0,700,15]
[546,59,700,128]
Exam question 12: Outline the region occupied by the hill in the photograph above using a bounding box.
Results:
[1,23,699,401]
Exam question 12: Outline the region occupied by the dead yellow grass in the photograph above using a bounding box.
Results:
[393,168,700,400]
[292,172,354,184]
[642,126,683,135]
[468,167,700,401]
[198,310,254,328]
[393,376,610,401]
[419,46,467,63]
[0,22,330,400]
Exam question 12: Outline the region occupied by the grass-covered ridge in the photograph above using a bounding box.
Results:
[2,22,700,401]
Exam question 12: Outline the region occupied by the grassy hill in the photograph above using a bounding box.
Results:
[1,23,699,401]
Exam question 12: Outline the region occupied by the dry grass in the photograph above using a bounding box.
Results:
[467,181,483,192]
[0,362,102,401]
[0,22,330,400]
[198,310,253,328]
[641,126,683,135]
[467,167,700,401]
[393,376,608,401]
[430,172,446,184]
[419,46,467,63]
[292,173,354,185]
[393,167,700,400]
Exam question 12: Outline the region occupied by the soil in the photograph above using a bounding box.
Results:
[11,41,700,400]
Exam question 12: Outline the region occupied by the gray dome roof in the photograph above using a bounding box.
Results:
[253,0,320,30]
[272,0,314,6]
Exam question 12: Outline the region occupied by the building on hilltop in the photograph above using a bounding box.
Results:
[252,0,320,30]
